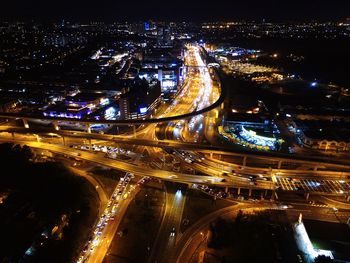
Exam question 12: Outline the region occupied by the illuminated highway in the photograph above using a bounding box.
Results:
[3,124,350,173]
[2,132,350,196]
[3,121,350,196]
[2,139,228,185]
[80,174,140,263]
[2,44,350,263]
[80,46,224,263]
[148,186,187,263]
[0,43,271,263]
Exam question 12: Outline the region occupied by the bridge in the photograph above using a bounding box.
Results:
[2,125,350,172]
[2,132,350,199]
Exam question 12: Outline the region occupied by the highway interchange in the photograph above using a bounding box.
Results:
[1,44,350,263]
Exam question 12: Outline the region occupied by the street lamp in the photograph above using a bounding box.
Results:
[200,232,204,241]
[33,134,40,142]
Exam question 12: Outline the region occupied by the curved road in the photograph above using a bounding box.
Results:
[170,202,278,263]
[0,48,226,126]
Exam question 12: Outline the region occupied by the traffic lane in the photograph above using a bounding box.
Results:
[161,189,186,262]
[87,191,138,263]
[148,187,175,263]
[3,137,349,195]
[3,139,234,186]
[4,127,350,175]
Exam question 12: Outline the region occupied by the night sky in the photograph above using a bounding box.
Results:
[1,0,350,21]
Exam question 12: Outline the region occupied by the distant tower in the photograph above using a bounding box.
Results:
[157,24,172,47]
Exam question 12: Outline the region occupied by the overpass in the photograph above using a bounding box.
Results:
[2,125,350,172]
[3,139,266,189]
[2,136,350,198]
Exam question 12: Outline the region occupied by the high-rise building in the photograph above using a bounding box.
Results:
[118,79,161,119]
[119,95,130,119]
[157,25,172,47]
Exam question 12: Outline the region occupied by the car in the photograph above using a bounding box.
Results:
[184,158,193,163]
[170,227,176,237]
[82,245,89,253]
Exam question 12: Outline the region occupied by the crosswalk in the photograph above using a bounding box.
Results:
[276,177,350,195]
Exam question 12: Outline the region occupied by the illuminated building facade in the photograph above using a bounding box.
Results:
[139,49,183,94]
[43,92,108,119]
[118,79,161,119]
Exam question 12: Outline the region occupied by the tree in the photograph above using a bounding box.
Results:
[21,145,34,160]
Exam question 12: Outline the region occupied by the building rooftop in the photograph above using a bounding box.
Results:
[65,92,105,103]
[226,112,270,124]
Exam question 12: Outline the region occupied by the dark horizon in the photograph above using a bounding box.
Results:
[1,18,350,24]
[2,0,350,22]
